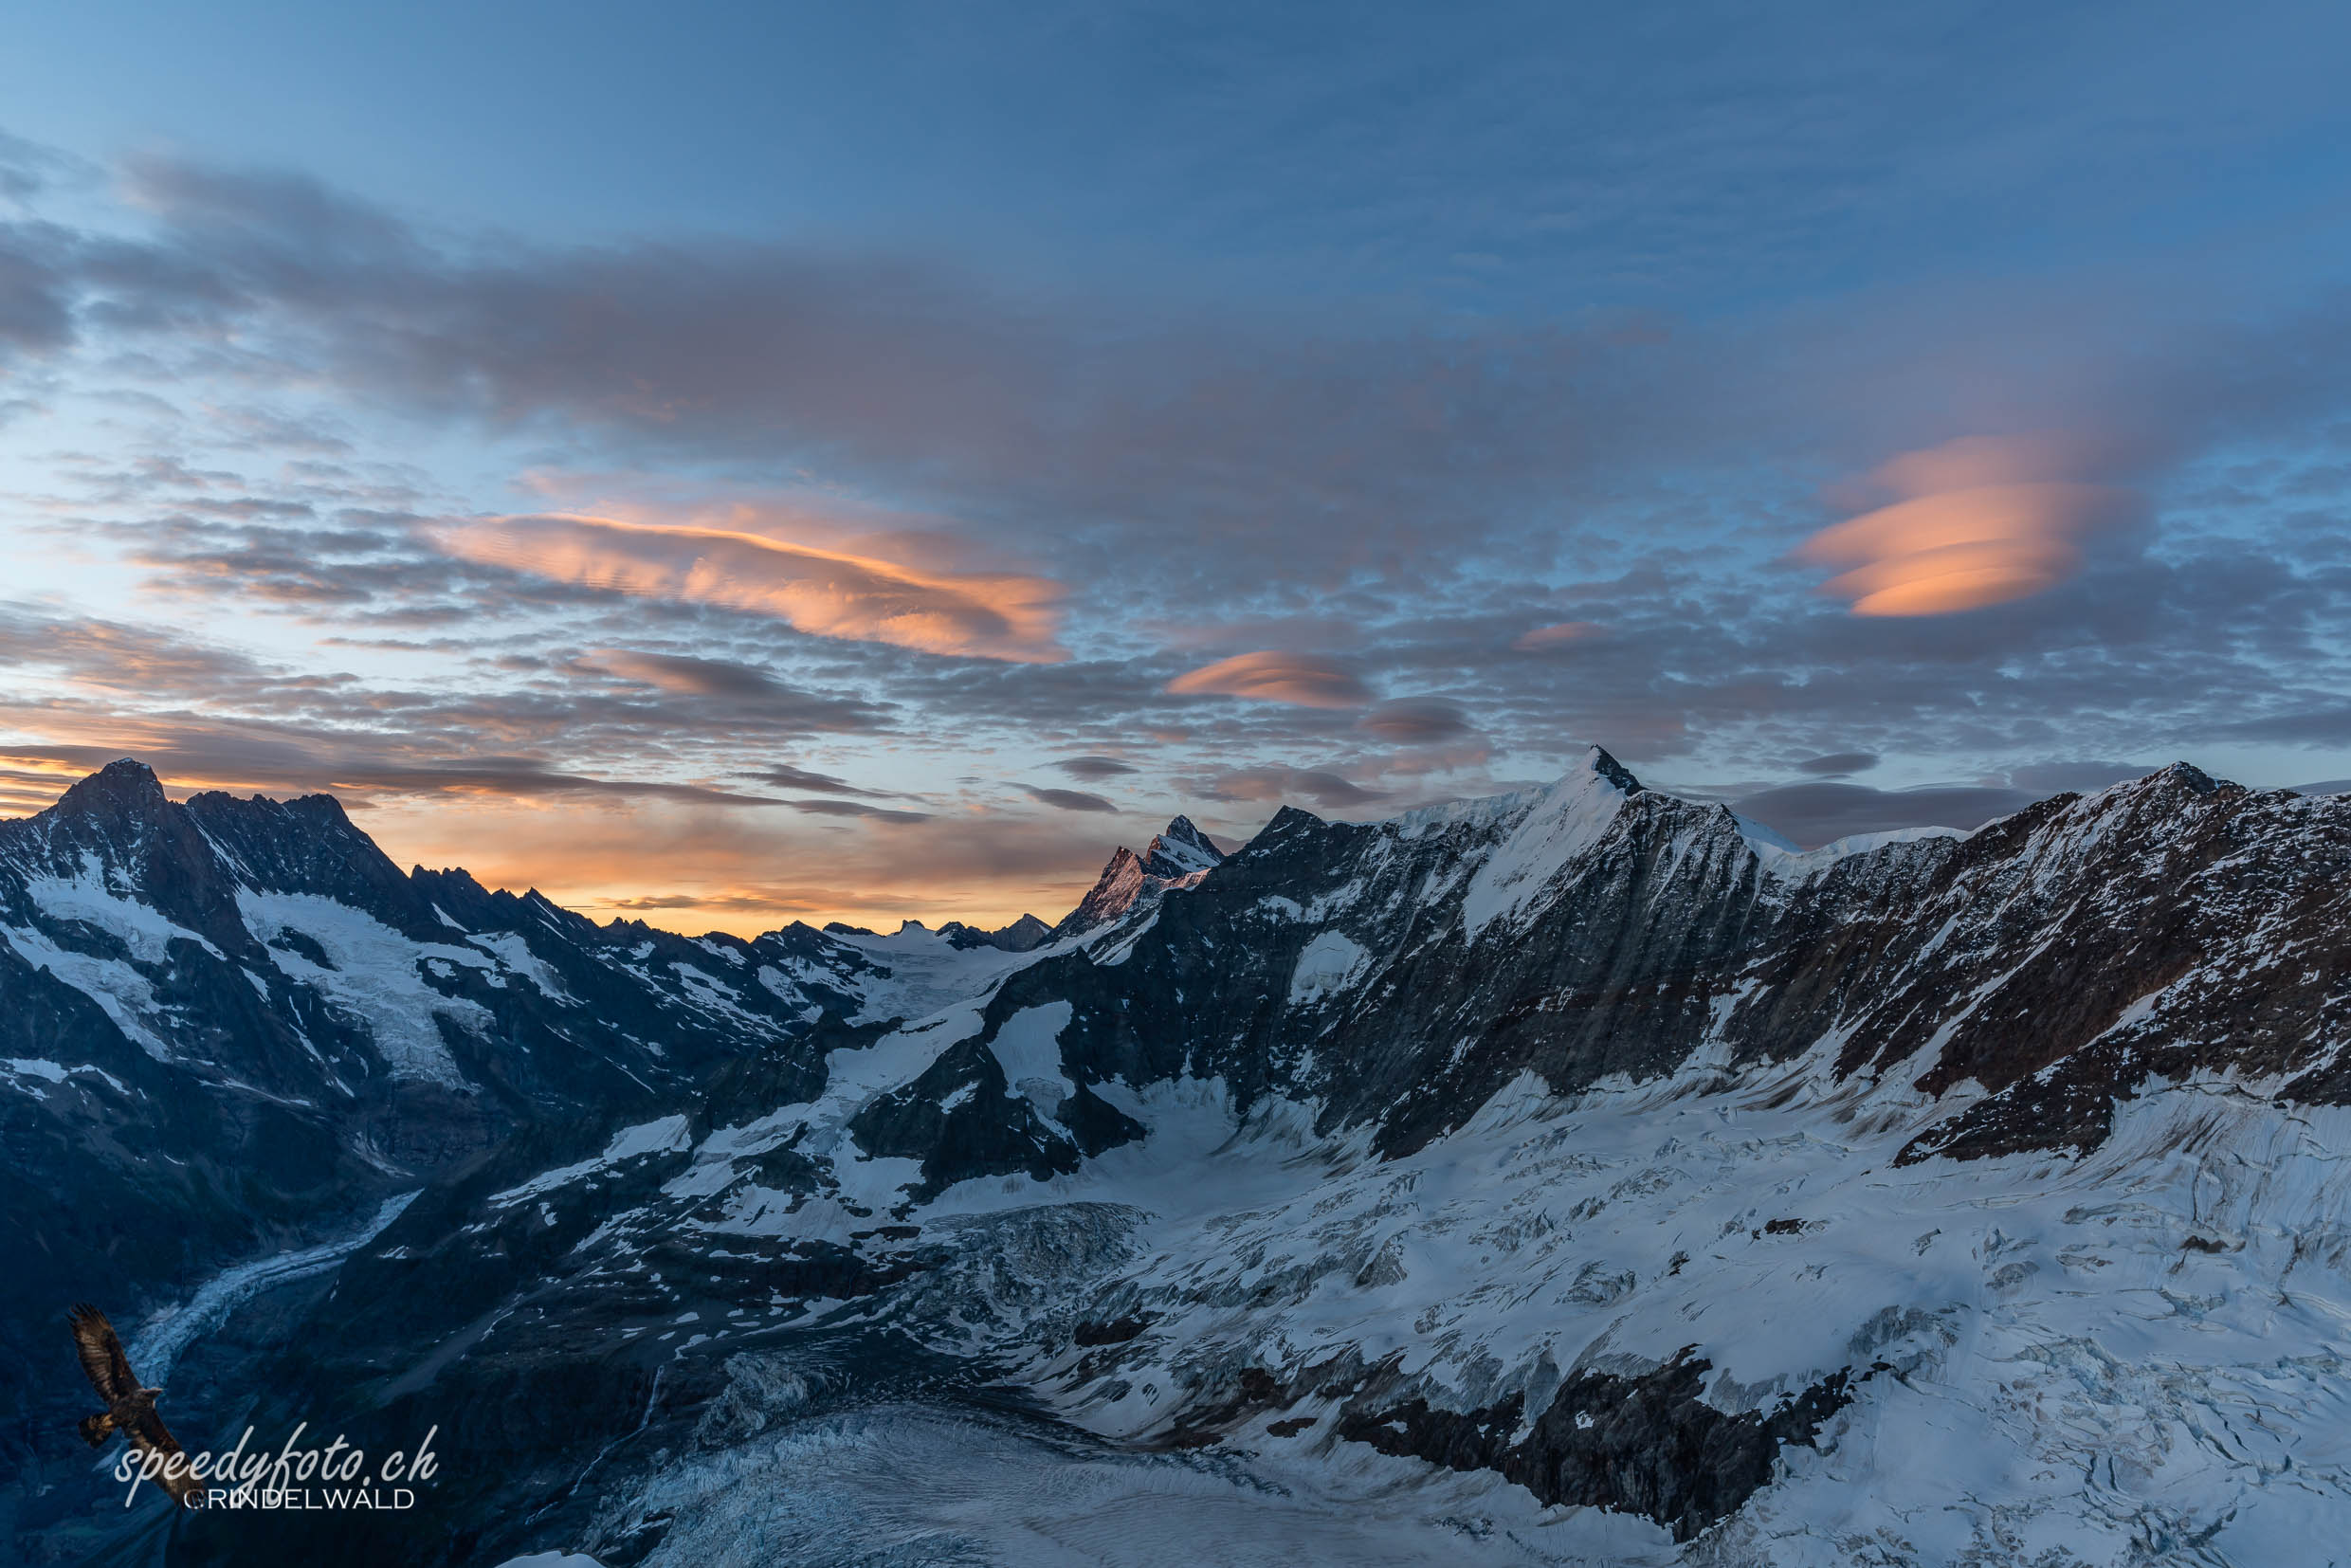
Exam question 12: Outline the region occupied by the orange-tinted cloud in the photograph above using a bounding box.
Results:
[1513,620,1605,650]
[1164,650,1369,708]
[436,512,1066,662]
[1796,434,2138,616]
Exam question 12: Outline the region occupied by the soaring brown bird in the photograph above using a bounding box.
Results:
[67,1304,203,1509]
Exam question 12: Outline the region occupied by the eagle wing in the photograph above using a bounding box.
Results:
[125,1406,204,1508]
[67,1303,137,1404]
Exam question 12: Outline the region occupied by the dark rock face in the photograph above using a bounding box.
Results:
[847,1037,1083,1196]
[986,771,1801,1162]
[0,761,911,1530]
[1339,1354,1860,1542]
[979,753,2349,1166]
[1071,1314,1152,1346]
[939,913,1052,952]
[9,751,2347,1563]
[1139,815,1223,879]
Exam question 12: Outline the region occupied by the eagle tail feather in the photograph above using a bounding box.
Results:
[79,1413,114,1448]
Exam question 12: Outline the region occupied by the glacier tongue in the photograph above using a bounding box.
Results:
[1015,1056,2351,1561]
[595,1403,1613,1568]
[521,1040,2351,1566]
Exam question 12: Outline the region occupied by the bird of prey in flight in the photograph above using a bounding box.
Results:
[68,1303,203,1509]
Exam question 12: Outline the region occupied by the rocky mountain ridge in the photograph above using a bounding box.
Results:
[4,751,2346,1565]
[0,759,988,1517]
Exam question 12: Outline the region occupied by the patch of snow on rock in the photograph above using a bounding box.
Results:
[991,1001,1077,1111]
[1287,931,1370,1006]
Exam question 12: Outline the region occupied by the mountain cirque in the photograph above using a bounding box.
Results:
[1,752,2346,1565]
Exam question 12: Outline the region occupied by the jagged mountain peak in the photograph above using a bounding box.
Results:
[1141,814,1224,879]
[940,912,1053,952]
[1384,745,1646,847]
[1054,815,1226,940]
[0,757,266,960]
[1160,812,1214,848]
[2113,758,2220,801]
[1578,742,1644,795]
[46,757,172,822]
[1534,744,1649,817]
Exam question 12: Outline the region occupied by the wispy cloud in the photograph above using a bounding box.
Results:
[1512,621,1605,651]
[1051,755,1137,780]
[0,736,786,808]
[1730,779,2037,848]
[1358,698,1471,742]
[1021,783,1118,812]
[440,513,1066,662]
[0,602,266,688]
[587,648,796,697]
[1166,651,1369,708]
[783,797,933,824]
[749,763,897,797]
[316,761,788,806]
[1204,765,1390,808]
[1795,751,1878,775]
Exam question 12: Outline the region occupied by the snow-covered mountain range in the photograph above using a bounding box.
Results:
[4,751,2346,1565]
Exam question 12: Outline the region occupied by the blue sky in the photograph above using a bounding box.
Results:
[2,1,2347,930]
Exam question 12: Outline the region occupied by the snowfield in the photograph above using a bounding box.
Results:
[1031,1057,2351,1564]
[517,1036,2351,1564]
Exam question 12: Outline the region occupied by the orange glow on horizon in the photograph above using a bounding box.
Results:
[0,751,1100,939]
[371,798,1098,939]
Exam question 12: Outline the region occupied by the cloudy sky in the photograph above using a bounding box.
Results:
[3,1,2348,933]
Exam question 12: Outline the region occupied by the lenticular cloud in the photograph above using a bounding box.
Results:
[438,512,1066,662]
[1164,651,1369,708]
[1797,433,2140,616]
